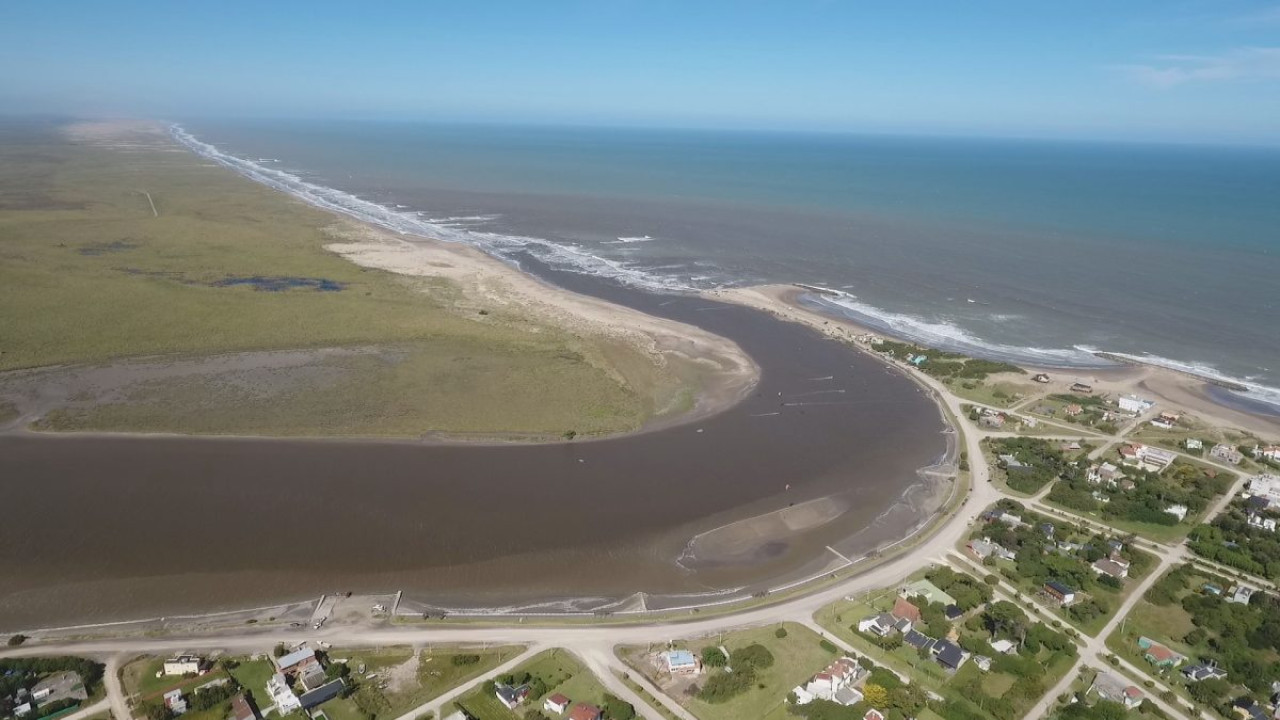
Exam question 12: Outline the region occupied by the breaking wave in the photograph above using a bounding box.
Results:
[172,125,1280,414]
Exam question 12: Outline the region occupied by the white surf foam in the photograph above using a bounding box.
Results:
[1098,350,1280,412]
[170,125,694,293]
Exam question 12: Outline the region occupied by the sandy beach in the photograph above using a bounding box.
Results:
[712,284,1280,441]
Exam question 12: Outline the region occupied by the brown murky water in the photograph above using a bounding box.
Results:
[0,271,948,630]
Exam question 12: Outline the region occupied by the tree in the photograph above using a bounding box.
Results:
[862,683,889,707]
[273,644,288,658]
[1186,677,1230,706]
[6,635,26,647]
[602,693,635,720]
[700,646,727,668]
[775,627,788,639]
[732,644,774,670]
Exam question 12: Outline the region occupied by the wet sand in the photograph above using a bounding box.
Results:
[0,268,948,630]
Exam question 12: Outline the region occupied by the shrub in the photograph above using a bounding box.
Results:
[6,635,27,647]
[701,646,728,668]
[451,654,481,666]
[775,627,788,639]
[819,639,838,653]
[732,644,775,670]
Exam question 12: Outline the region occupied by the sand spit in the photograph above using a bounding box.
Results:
[712,284,1279,440]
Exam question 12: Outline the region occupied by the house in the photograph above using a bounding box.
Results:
[1092,557,1130,580]
[1182,662,1227,682]
[1088,462,1122,485]
[858,613,906,637]
[1165,504,1190,522]
[1185,438,1204,451]
[1090,672,1143,709]
[792,657,865,706]
[863,711,886,720]
[1202,583,1223,596]
[162,655,203,676]
[903,630,936,652]
[1234,699,1269,720]
[13,704,31,718]
[1038,522,1056,539]
[982,508,1027,529]
[1070,382,1093,394]
[990,639,1018,655]
[1255,445,1280,463]
[1138,637,1185,667]
[567,703,602,720]
[300,663,329,692]
[275,647,318,675]
[973,655,993,672]
[1118,395,1154,414]
[163,690,187,716]
[544,694,571,715]
[1044,581,1076,605]
[1033,373,1050,383]
[495,684,531,710]
[967,537,1015,562]
[1248,513,1278,532]
[980,414,1007,429]
[231,694,259,720]
[998,454,1026,469]
[1064,403,1084,417]
[900,579,958,607]
[932,640,967,671]
[891,597,922,624]
[299,680,345,711]
[1212,444,1244,465]
[1228,585,1256,605]
[662,649,699,675]
[1118,443,1177,473]
[266,673,301,714]
[944,604,965,621]
[1247,474,1280,509]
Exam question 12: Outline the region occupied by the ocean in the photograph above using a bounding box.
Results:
[176,120,1280,411]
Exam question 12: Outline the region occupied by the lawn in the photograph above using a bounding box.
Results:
[620,622,839,720]
[451,649,608,720]
[120,657,233,701]
[614,671,680,720]
[948,379,1035,409]
[0,122,696,437]
[320,645,523,720]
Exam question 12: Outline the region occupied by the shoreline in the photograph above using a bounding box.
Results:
[710,284,1280,441]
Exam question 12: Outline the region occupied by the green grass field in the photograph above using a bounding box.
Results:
[453,648,609,720]
[0,122,696,437]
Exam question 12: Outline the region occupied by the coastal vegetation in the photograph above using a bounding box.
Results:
[870,341,1022,381]
[0,123,704,437]
[1107,564,1280,715]
[987,437,1075,494]
[1188,502,1280,580]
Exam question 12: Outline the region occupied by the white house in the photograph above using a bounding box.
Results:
[1211,444,1244,465]
[1118,395,1154,414]
[791,657,864,706]
[1090,672,1144,709]
[661,649,699,675]
[1185,438,1203,451]
[162,655,203,677]
[266,673,301,714]
[1248,513,1278,532]
[1165,504,1189,522]
[1228,585,1256,605]
[990,639,1018,655]
[544,694,571,715]
[1254,445,1280,463]
[163,690,188,716]
[1247,474,1280,509]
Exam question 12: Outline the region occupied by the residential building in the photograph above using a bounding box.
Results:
[1118,443,1177,473]
[1033,373,1050,383]
[231,694,259,720]
[973,656,993,672]
[990,639,1017,655]
[791,657,866,706]
[1255,445,1280,463]
[163,690,187,716]
[567,703,602,720]
[1247,474,1280,509]
[1070,382,1093,394]
[1165,504,1190,522]
[495,684,531,710]
[1229,585,1256,605]
[857,613,905,637]
[1182,662,1227,682]
[980,414,1006,429]
[662,649,699,675]
[1090,672,1143,709]
[1044,581,1076,605]
[299,679,345,710]
[162,655,203,677]
[1064,403,1084,417]
[1212,444,1244,465]
[900,579,958,607]
[13,704,31,718]
[932,640,967,671]
[863,711,886,720]
[891,597,922,624]
[967,537,1015,562]
[1092,557,1130,580]
[1138,637,1185,667]
[266,673,301,715]
[1248,513,1278,532]
[544,694,571,715]
[299,664,329,692]
[275,647,318,676]
[903,630,936,652]
[1185,438,1203,451]
[1118,395,1154,414]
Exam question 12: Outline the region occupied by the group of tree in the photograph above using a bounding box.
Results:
[1048,459,1230,529]
[0,657,106,705]
[1188,503,1280,580]
[871,340,1022,381]
[697,643,775,703]
[924,566,994,611]
[988,437,1073,494]
[1145,565,1280,702]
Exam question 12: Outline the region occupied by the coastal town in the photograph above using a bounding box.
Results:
[5,333,1280,720]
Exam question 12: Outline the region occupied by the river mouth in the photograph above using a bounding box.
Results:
[0,240,950,635]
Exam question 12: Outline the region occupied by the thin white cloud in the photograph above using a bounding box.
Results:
[1117,46,1280,88]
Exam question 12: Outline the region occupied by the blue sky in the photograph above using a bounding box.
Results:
[2,1,1279,144]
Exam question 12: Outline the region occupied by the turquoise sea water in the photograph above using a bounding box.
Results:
[179,121,1280,408]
